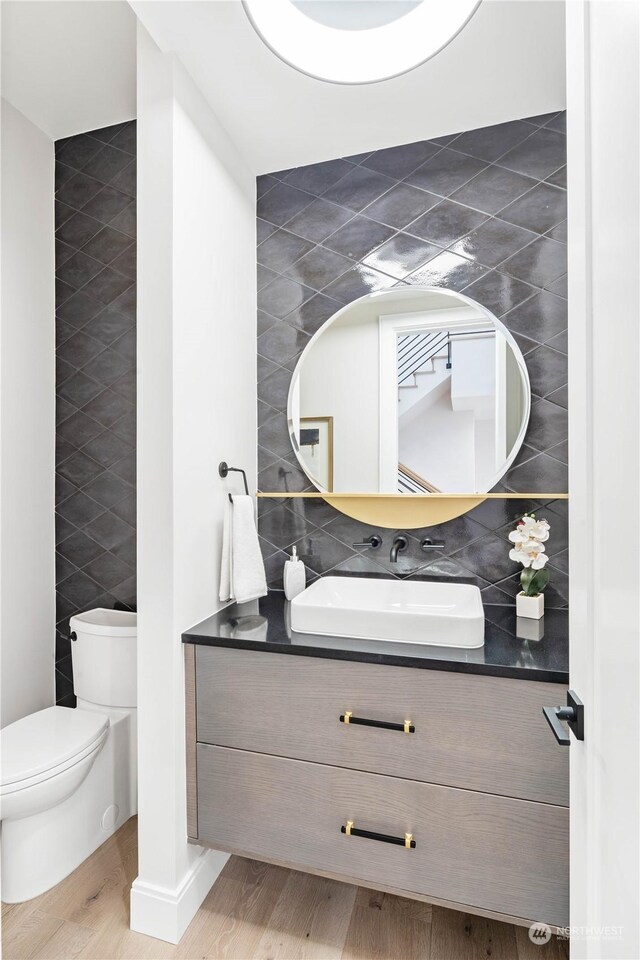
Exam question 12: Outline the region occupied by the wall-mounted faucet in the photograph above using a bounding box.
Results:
[352,535,382,550]
[421,538,445,551]
[390,535,408,563]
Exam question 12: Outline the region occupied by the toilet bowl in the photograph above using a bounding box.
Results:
[0,608,137,903]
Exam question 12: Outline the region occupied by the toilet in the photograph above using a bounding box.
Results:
[0,608,137,903]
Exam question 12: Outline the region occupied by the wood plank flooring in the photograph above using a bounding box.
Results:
[1,818,569,960]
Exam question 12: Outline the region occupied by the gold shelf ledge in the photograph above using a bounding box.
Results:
[256,493,568,529]
[256,493,569,499]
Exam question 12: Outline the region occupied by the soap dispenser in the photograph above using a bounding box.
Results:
[283,545,306,600]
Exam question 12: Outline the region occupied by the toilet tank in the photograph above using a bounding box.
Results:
[69,609,137,708]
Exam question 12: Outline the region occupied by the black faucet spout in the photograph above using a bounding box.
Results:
[390,535,408,563]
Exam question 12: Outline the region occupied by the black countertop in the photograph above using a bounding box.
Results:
[183,591,568,684]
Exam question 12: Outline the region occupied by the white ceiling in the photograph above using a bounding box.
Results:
[132,0,566,175]
[1,1,136,140]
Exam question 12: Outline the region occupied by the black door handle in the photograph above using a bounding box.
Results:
[543,690,584,745]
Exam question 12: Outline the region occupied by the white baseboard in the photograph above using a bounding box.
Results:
[130,847,229,944]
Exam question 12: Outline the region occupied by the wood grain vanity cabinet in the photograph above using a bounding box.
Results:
[185,644,569,929]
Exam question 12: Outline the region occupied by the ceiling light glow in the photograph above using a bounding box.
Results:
[243,0,482,85]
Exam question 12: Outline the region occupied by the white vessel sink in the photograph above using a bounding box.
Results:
[290,576,485,649]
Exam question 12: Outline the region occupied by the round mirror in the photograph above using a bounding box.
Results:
[287,287,531,496]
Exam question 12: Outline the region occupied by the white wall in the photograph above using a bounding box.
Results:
[132,26,256,944]
[567,3,640,958]
[1,1,136,140]
[0,100,55,727]
[132,0,566,174]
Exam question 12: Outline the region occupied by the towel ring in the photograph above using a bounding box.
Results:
[219,461,249,501]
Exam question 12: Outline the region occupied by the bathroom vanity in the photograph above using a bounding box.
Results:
[183,592,569,929]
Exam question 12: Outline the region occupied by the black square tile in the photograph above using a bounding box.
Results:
[57,569,104,607]
[110,160,136,198]
[503,291,567,344]
[497,127,566,181]
[83,552,132,591]
[405,251,487,291]
[81,226,133,266]
[82,347,132,388]
[501,236,567,288]
[361,140,440,179]
[84,511,134,550]
[82,388,131,428]
[57,490,104,528]
[57,410,104,448]
[56,172,104,210]
[259,504,310,550]
[82,144,133,185]
[258,323,310,364]
[284,245,353,291]
[498,183,567,235]
[322,216,395,261]
[505,452,568,493]
[58,329,104,368]
[257,181,315,226]
[109,202,136,239]
[450,218,537,268]
[363,233,440,280]
[56,211,103,248]
[322,264,395,304]
[111,246,136,281]
[57,290,105,328]
[57,450,104,488]
[258,275,315,319]
[82,470,132,509]
[283,198,353,244]
[362,183,441,230]
[451,120,534,163]
[283,158,353,194]
[81,185,132,223]
[57,251,104,290]
[406,149,487,196]
[460,270,534,317]
[525,398,568,451]
[257,229,315,272]
[407,199,488,246]
[110,121,136,155]
[322,166,395,212]
[57,371,104,408]
[82,431,133,468]
[450,165,537,215]
[449,533,518,584]
[57,529,105,568]
[82,268,134,305]
[545,166,567,189]
[285,292,342,335]
[259,367,293,409]
[112,493,136,527]
[55,134,103,172]
[294,530,355,575]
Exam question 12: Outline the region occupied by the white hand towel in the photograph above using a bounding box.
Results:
[219,495,268,604]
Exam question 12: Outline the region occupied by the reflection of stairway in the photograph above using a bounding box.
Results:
[397,332,450,385]
[397,462,440,493]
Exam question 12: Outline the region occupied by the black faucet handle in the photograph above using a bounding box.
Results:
[352,535,382,549]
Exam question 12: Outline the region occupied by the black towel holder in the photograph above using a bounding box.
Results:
[219,461,249,501]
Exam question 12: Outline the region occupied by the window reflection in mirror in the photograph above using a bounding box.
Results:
[288,287,531,495]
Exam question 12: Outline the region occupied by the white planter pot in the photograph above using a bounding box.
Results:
[516,591,544,619]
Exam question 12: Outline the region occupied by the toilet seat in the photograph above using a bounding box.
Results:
[1,706,109,796]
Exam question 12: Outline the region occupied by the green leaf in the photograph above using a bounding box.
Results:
[521,567,549,597]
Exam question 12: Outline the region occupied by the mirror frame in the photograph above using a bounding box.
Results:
[285,286,531,527]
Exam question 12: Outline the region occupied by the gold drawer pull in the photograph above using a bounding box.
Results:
[340,821,416,849]
[340,712,415,733]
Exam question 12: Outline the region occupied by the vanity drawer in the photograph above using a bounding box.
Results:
[196,744,569,927]
[195,647,569,805]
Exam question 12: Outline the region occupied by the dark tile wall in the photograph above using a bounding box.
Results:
[54,121,136,705]
[256,113,568,609]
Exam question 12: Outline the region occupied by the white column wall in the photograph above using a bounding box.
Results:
[132,26,256,944]
[566,3,640,958]
[1,99,55,727]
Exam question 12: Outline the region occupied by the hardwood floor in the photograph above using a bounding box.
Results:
[1,818,569,960]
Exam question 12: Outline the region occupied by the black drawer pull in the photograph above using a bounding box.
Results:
[340,711,415,734]
[341,820,415,849]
